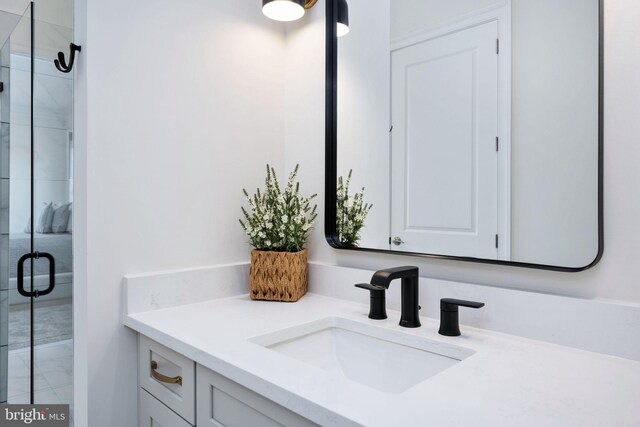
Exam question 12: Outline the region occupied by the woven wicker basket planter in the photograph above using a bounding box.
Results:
[249,249,308,302]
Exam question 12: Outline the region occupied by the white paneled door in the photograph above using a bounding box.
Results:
[391,21,499,258]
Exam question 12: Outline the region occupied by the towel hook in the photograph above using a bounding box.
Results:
[54,43,81,73]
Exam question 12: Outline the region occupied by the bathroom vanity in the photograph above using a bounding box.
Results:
[123,268,640,427]
[137,334,316,427]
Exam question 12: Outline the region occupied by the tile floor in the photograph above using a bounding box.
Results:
[7,339,72,404]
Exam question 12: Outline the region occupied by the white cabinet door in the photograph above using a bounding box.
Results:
[391,20,499,258]
[196,365,318,427]
[139,388,192,427]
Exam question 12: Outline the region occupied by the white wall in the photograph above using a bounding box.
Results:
[286,0,640,304]
[76,1,287,425]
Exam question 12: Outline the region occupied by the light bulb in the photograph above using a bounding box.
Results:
[262,0,305,22]
[337,22,350,37]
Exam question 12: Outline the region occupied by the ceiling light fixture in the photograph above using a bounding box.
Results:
[337,0,350,37]
[262,0,318,22]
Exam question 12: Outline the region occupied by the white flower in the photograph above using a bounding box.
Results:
[303,224,311,231]
[240,165,317,251]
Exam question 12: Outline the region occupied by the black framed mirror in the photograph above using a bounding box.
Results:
[325,0,604,272]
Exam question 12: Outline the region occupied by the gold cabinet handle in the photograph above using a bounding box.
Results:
[150,361,182,386]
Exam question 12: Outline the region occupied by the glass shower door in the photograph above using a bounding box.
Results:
[0,2,31,403]
[30,0,74,406]
[2,2,35,405]
[0,0,74,408]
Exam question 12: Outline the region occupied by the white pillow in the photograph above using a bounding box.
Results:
[24,202,55,234]
[51,202,72,233]
[37,202,55,233]
[66,203,73,233]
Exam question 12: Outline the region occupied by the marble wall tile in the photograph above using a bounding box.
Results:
[0,66,9,124]
[10,14,72,65]
[7,53,28,72]
[0,235,7,291]
[0,290,6,347]
[7,123,26,179]
[33,20,73,70]
[0,123,8,178]
[10,123,70,180]
[7,179,27,234]
[0,40,10,67]
[34,127,70,180]
[9,61,72,130]
[7,65,27,126]
[0,179,7,235]
[0,345,6,403]
[33,72,72,130]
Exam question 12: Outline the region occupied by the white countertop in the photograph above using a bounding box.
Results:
[123,293,640,427]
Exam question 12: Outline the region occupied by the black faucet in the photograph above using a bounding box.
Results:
[438,298,485,336]
[356,266,421,328]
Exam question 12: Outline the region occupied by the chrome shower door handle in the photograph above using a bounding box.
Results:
[17,252,56,298]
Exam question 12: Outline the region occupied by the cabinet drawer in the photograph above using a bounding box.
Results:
[139,388,192,427]
[139,335,196,425]
[196,364,318,427]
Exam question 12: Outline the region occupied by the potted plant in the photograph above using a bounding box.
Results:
[240,164,317,302]
[336,170,372,247]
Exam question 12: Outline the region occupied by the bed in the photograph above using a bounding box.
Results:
[9,233,73,278]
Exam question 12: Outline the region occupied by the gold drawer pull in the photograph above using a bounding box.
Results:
[150,361,182,386]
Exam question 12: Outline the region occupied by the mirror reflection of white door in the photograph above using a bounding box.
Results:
[391,21,499,259]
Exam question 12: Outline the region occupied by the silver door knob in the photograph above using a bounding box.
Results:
[392,237,404,246]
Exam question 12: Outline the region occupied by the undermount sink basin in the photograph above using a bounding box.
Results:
[250,317,474,394]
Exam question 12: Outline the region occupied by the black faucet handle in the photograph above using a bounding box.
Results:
[355,283,386,292]
[439,298,485,336]
[441,298,485,311]
[355,283,387,320]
